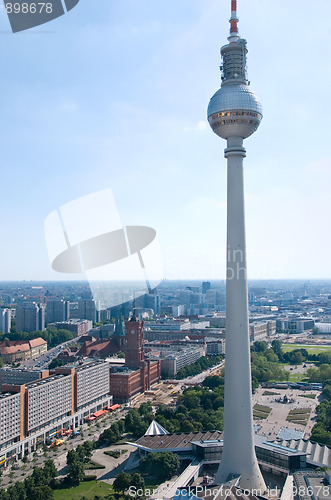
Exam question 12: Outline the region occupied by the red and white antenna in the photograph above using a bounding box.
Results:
[228,0,240,42]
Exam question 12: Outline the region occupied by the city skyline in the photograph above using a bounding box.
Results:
[0,0,330,281]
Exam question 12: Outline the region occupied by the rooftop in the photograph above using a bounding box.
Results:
[135,430,222,451]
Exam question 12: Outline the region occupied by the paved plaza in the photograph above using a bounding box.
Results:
[252,387,321,441]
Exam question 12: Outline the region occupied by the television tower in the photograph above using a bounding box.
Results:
[207,1,266,492]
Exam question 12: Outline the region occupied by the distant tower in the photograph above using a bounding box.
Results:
[124,311,144,369]
[207,0,265,492]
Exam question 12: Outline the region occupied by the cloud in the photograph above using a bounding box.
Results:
[184,120,208,132]
[305,157,331,173]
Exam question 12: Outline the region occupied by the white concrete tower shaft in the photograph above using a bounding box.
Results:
[214,136,266,490]
[207,0,266,492]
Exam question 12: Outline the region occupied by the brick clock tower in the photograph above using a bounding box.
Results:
[109,310,161,402]
[124,312,144,369]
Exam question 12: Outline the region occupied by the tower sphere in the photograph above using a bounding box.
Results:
[208,84,262,140]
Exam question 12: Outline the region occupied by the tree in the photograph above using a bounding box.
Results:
[180,420,195,432]
[43,459,57,483]
[113,471,132,493]
[125,409,148,436]
[6,482,27,500]
[68,460,85,483]
[202,375,224,389]
[32,467,46,487]
[66,449,77,466]
[252,341,268,353]
[0,490,10,500]
[308,364,331,383]
[82,440,94,461]
[139,402,153,417]
[140,452,179,481]
[131,473,145,491]
[30,486,54,500]
[271,340,283,358]
[318,352,331,364]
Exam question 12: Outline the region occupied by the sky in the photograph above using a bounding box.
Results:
[0,0,330,282]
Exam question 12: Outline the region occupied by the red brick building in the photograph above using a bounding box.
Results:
[109,314,161,402]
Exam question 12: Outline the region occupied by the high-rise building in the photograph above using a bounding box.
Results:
[46,299,70,324]
[207,0,265,491]
[15,303,45,333]
[0,309,11,333]
[38,304,46,332]
[77,299,99,322]
[202,281,211,294]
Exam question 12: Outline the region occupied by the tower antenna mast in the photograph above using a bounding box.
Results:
[228,0,240,42]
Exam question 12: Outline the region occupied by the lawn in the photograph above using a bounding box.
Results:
[253,404,272,420]
[282,344,331,354]
[299,393,316,399]
[287,372,307,382]
[53,480,113,500]
[286,408,311,426]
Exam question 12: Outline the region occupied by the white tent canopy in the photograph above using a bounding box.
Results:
[144,420,169,436]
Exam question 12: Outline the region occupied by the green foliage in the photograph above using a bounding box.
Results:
[202,375,224,389]
[252,341,268,353]
[1,326,76,349]
[125,409,149,436]
[317,352,331,364]
[0,460,58,500]
[139,402,153,417]
[283,349,308,365]
[104,450,120,458]
[140,451,179,481]
[307,364,331,383]
[157,383,224,433]
[311,400,331,446]
[175,356,222,380]
[271,340,283,358]
[82,474,97,481]
[68,460,85,483]
[113,471,132,493]
[98,419,125,445]
[84,461,105,470]
[48,358,67,370]
[251,351,289,383]
[66,441,95,468]
[131,472,145,491]
[29,485,54,500]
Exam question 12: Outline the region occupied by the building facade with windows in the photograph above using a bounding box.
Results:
[0,361,111,465]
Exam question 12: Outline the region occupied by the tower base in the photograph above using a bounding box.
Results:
[215,457,266,493]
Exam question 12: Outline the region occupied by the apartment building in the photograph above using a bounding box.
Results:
[0,361,111,465]
[153,345,205,377]
[25,373,74,435]
[0,368,49,389]
[276,318,315,334]
[74,361,110,412]
[0,389,24,450]
[249,320,276,341]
